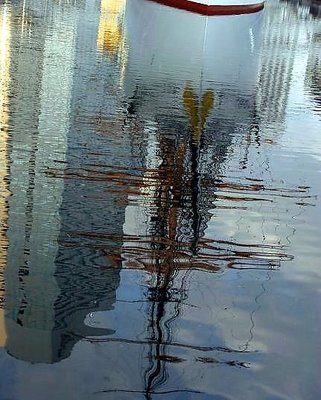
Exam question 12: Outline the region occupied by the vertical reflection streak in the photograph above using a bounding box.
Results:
[97,0,128,87]
[0,4,11,347]
[97,0,127,57]
[21,0,26,37]
[4,3,78,363]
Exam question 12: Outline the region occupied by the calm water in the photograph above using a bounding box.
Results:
[0,0,321,399]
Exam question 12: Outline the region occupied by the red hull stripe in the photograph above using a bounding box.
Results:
[148,0,264,15]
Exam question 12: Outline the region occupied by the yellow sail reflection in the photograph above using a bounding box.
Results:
[0,5,11,348]
[183,86,214,143]
[97,0,126,57]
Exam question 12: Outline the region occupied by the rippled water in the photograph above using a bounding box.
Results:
[0,0,321,399]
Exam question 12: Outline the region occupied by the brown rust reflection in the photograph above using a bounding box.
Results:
[196,356,250,368]
[153,354,185,363]
[46,165,313,203]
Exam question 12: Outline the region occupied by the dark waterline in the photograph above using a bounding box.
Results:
[0,0,321,399]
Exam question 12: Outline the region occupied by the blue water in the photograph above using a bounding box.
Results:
[0,0,321,399]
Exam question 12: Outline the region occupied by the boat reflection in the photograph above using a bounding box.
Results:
[122,0,265,270]
[105,3,310,397]
[109,3,275,397]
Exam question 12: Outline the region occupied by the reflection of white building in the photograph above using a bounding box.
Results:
[3,0,134,364]
[305,24,321,114]
[256,1,310,130]
[256,2,300,128]
[3,0,76,363]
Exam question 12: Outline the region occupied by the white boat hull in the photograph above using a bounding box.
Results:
[124,0,263,91]
[147,0,265,15]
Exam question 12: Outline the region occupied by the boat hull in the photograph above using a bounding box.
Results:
[123,0,264,131]
[125,0,263,90]
[147,0,264,15]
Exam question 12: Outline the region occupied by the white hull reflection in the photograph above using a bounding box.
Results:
[124,0,263,122]
[122,1,264,270]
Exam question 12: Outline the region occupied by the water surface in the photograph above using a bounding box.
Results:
[0,0,321,399]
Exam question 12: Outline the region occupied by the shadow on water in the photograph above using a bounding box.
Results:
[0,0,318,398]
